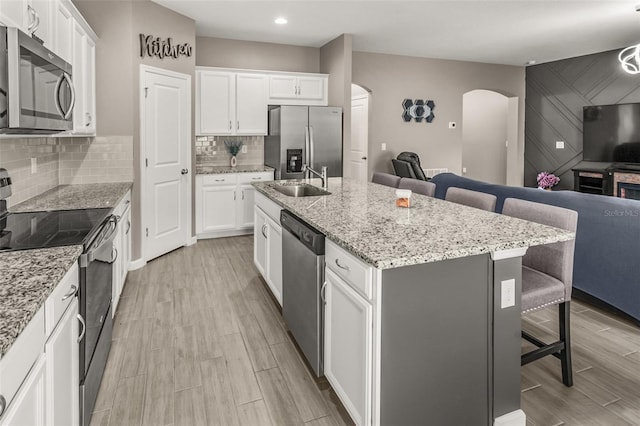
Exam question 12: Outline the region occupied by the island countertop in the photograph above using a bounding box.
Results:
[10,182,132,212]
[0,246,82,359]
[252,178,575,269]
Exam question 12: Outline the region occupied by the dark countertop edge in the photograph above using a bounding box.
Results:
[253,183,575,270]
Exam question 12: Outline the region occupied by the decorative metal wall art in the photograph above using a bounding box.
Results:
[139,34,193,59]
[402,99,435,122]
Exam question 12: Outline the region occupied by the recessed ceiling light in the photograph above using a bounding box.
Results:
[275,17,288,25]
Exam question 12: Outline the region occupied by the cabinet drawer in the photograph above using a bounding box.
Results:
[200,174,238,186]
[113,190,131,218]
[255,191,282,223]
[237,171,274,184]
[45,262,79,337]
[326,240,373,300]
[0,308,45,412]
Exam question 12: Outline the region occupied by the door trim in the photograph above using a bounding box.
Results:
[139,64,192,264]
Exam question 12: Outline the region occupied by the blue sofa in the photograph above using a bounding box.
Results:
[430,173,640,324]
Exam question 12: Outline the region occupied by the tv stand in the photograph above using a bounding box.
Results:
[572,165,613,195]
[613,163,640,172]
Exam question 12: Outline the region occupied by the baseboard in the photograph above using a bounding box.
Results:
[196,228,253,240]
[128,257,146,271]
[188,235,197,246]
[572,288,640,327]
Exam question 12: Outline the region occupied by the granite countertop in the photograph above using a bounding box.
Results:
[0,246,82,359]
[10,182,132,212]
[253,178,575,269]
[196,164,275,175]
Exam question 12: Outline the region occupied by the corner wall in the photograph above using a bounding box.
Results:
[352,51,525,182]
[525,49,640,189]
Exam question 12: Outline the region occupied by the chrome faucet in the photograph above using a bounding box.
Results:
[302,164,328,189]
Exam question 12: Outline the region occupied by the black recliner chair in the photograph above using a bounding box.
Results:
[392,152,428,181]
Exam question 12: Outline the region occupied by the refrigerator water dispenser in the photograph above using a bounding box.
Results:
[287,149,303,173]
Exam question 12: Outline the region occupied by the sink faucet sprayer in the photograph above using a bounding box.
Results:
[302,164,328,190]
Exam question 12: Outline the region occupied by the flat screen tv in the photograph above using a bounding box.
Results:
[583,103,640,164]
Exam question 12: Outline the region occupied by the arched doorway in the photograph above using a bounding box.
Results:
[462,90,519,185]
[350,84,370,183]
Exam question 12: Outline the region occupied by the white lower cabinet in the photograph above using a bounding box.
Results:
[324,267,373,426]
[0,263,80,426]
[196,171,274,238]
[0,354,46,426]
[45,299,79,426]
[112,190,131,316]
[253,192,283,305]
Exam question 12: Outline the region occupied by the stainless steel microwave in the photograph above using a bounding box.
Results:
[0,26,75,134]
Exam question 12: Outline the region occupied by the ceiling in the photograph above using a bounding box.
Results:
[151,1,640,66]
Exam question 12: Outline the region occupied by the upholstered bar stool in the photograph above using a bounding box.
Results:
[444,187,497,211]
[502,198,578,387]
[372,172,401,188]
[398,178,436,197]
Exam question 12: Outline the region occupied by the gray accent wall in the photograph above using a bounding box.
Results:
[525,49,640,189]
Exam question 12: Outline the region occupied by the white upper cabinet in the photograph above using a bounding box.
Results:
[0,0,53,46]
[268,72,328,105]
[53,0,73,63]
[196,69,267,136]
[70,21,96,135]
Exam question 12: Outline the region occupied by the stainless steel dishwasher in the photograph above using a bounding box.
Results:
[281,210,325,377]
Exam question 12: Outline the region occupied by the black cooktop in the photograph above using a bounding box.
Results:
[0,208,111,252]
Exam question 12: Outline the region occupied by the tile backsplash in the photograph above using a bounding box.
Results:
[0,136,134,208]
[196,135,264,166]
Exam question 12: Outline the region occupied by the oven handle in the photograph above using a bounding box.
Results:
[80,215,119,267]
[77,314,86,343]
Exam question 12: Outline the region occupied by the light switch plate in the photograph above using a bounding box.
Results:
[381,143,387,151]
[242,145,247,154]
[556,141,565,149]
[501,279,515,309]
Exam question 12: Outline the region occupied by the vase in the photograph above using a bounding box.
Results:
[230,155,237,167]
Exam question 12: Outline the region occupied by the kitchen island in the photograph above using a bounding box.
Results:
[252,177,575,426]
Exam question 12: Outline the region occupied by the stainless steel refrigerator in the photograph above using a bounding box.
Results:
[265,106,343,180]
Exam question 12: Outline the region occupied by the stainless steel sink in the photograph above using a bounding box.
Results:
[273,183,331,197]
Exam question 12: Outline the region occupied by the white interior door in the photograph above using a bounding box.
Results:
[141,66,191,262]
[350,95,369,183]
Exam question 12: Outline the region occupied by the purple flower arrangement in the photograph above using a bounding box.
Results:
[537,172,560,189]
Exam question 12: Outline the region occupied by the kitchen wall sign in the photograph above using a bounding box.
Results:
[139,34,193,59]
[402,99,435,122]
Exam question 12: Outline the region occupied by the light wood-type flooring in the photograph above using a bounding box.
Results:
[90,236,640,426]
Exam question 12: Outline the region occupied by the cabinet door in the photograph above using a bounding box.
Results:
[324,268,372,426]
[265,216,282,306]
[238,184,257,229]
[0,355,46,426]
[197,71,235,135]
[112,222,122,315]
[0,0,27,31]
[54,1,73,64]
[268,74,298,100]
[253,207,268,277]
[83,36,96,134]
[200,185,237,232]
[122,206,131,285]
[71,21,86,133]
[30,0,52,46]
[297,76,326,101]
[235,73,267,135]
[45,300,79,426]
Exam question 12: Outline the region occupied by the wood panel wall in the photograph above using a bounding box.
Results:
[525,49,640,189]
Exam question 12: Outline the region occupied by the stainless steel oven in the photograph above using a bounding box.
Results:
[0,26,75,134]
[78,215,117,426]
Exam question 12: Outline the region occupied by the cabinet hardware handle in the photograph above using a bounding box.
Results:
[229,120,232,130]
[0,394,6,418]
[320,281,327,303]
[234,191,236,201]
[242,190,244,200]
[252,177,262,180]
[62,285,78,301]
[237,121,240,130]
[261,224,268,239]
[215,179,224,182]
[86,112,91,127]
[126,220,131,235]
[77,314,86,343]
[110,248,118,264]
[335,258,350,271]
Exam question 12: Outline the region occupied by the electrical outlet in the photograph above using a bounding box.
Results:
[555,141,565,149]
[462,167,467,174]
[31,158,37,174]
[242,145,247,154]
[212,140,216,147]
[501,279,516,309]
[448,122,456,129]
[381,143,387,151]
